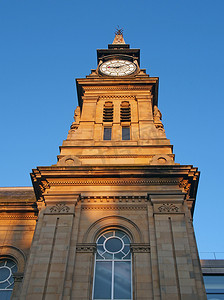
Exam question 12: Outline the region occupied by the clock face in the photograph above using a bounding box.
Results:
[99,59,137,76]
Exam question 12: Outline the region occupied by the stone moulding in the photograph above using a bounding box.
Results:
[76,243,96,253]
[0,214,37,220]
[83,86,153,92]
[81,196,147,203]
[99,95,136,100]
[49,179,180,186]
[77,155,154,159]
[131,244,150,253]
[81,205,147,210]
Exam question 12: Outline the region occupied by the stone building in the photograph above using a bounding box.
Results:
[0,31,207,299]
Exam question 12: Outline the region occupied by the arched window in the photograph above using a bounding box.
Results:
[93,230,132,300]
[0,258,18,300]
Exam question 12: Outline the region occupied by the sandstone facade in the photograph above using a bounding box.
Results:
[0,33,207,300]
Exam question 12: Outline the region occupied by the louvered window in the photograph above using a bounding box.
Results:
[103,102,113,122]
[120,101,131,122]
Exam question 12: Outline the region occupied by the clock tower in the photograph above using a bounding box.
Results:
[19,31,207,300]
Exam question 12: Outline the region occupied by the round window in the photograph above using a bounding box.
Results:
[0,259,17,291]
[96,230,131,260]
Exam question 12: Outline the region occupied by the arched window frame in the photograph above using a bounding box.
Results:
[92,229,132,300]
[0,256,18,300]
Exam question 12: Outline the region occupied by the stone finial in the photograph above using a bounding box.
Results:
[112,27,125,44]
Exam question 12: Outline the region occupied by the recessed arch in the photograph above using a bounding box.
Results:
[82,215,143,244]
[0,245,26,273]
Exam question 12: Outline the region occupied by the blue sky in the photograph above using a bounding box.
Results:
[0,0,224,257]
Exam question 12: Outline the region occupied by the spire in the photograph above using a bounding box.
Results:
[112,27,125,44]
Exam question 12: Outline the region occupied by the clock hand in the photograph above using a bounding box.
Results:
[108,65,126,69]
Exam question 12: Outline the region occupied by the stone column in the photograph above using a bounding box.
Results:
[131,244,152,300]
[20,195,80,300]
[150,194,207,300]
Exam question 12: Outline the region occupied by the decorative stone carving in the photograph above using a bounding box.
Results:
[153,105,165,133]
[158,203,179,212]
[49,203,70,213]
[155,123,165,132]
[131,244,150,253]
[73,106,80,123]
[150,154,175,165]
[76,244,96,253]
[13,272,24,282]
[40,180,50,193]
[69,106,81,133]
[57,155,82,166]
[179,179,191,193]
[153,105,162,122]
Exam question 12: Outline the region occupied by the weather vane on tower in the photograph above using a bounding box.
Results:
[113,26,125,44]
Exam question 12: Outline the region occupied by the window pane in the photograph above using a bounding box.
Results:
[204,275,224,293]
[0,291,13,300]
[0,259,17,300]
[114,261,131,299]
[94,261,112,299]
[207,295,224,300]
[105,237,123,253]
[104,127,112,140]
[122,127,130,140]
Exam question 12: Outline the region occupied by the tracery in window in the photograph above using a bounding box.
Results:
[120,101,131,122]
[0,258,18,300]
[103,102,114,122]
[93,230,132,300]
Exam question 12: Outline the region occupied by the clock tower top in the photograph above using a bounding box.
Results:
[112,27,126,45]
[97,30,140,66]
[52,35,176,168]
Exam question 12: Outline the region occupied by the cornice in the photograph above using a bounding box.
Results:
[81,205,147,210]
[31,165,199,214]
[0,214,38,220]
[98,95,136,99]
[77,155,154,159]
[32,165,199,177]
[83,86,152,92]
[49,178,180,186]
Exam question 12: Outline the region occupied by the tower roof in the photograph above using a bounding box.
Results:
[112,27,126,44]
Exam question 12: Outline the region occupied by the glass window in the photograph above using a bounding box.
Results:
[93,230,132,300]
[122,127,130,140]
[204,275,224,300]
[104,127,112,140]
[0,258,18,300]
